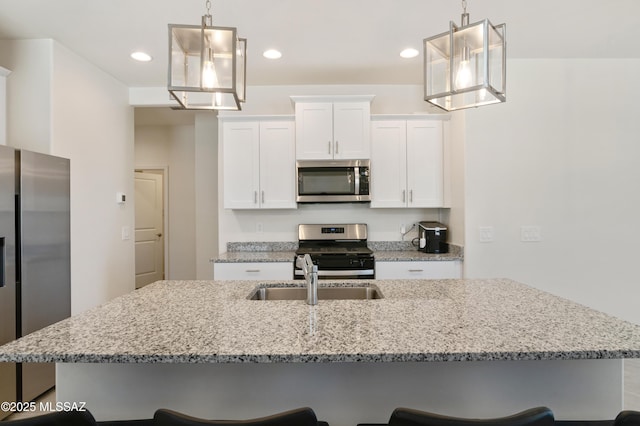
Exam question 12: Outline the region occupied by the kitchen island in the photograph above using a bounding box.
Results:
[1,279,640,423]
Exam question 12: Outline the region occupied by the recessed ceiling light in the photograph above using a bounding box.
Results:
[263,49,282,59]
[130,51,152,62]
[400,48,419,59]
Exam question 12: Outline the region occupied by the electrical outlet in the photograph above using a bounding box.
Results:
[256,222,263,233]
[121,226,130,241]
[479,226,494,243]
[400,224,406,234]
[521,226,542,242]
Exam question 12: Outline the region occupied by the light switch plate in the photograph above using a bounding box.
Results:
[521,225,542,242]
[479,226,494,243]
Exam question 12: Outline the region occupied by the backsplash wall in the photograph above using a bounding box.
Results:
[218,204,444,252]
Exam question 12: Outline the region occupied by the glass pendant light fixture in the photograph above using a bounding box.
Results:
[423,0,506,111]
[168,0,247,110]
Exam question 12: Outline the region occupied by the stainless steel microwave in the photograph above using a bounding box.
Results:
[296,159,371,203]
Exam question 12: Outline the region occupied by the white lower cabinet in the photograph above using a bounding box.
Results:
[375,261,462,279]
[213,262,292,281]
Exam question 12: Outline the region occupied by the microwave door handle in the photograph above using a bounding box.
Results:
[354,166,360,195]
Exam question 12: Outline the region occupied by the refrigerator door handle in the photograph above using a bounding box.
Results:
[0,237,4,288]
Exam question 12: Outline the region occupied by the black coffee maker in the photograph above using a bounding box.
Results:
[418,222,448,253]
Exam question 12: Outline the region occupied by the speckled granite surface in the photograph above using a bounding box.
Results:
[227,242,298,252]
[1,278,639,364]
[214,251,295,263]
[214,242,463,263]
[374,244,463,261]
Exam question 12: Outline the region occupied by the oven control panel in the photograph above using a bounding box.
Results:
[321,227,344,234]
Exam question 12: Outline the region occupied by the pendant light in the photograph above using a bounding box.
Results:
[168,0,247,110]
[423,0,506,111]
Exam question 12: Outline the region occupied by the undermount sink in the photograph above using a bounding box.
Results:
[248,285,383,301]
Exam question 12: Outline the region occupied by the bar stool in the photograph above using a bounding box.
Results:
[615,411,640,426]
[387,407,554,426]
[153,407,326,426]
[1,410,97,426]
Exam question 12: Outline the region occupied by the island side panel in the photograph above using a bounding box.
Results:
[57,359,623,424]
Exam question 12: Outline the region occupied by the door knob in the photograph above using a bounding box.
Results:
[156,233,162,237]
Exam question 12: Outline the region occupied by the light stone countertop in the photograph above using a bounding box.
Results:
[1,278,639,364]
[214,251,295,263]
[213,242,463,263]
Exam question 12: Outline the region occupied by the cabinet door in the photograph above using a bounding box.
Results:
[375,261,462,279]
[370,120,407,208]
[213,262,293,280]
[333,102,371,159]
[406,120,444,207]
[295,102,333,159]
[223,121,260,209]
[259,121,296,209]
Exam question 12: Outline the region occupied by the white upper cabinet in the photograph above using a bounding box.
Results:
[371,117,445,208]
[259,121,297,209]
[292,95,374,160]
[370,120,407,207]
[222,117,296,209]
[406,120,444,207]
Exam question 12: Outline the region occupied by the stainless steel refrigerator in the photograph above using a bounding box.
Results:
[0,146,70,419]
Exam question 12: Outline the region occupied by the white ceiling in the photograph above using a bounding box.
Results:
[1,0,639,90]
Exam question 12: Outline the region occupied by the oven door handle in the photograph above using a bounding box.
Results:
[294,269,375,277]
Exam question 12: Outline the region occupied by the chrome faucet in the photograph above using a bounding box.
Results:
[296,254,318,305]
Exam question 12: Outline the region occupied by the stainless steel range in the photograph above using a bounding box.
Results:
[294,224,375,280]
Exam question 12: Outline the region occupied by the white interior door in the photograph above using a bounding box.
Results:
[135,172,164,288]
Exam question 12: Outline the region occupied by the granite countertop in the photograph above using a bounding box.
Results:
[213,242,464,263]
[1,278,640,364]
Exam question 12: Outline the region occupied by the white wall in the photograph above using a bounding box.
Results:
[49,41,135,314]
[0,39,52,153]
[167,125,196,278]
[0,66,9,146]
[194,113,219,279]
[134,123,196,279]
[464,59,640,324]
[0,39,135,314]
[231,84,444,116]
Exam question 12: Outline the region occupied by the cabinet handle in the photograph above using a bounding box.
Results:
[409,269,424,272]
[402,190,406,203]
[335,141,339,154]
[328,141,332,154]
[261,190,265,204]
[409,189,413,203]
[245,269,260,273]
[0,237,5,288]
[254,191,258,204]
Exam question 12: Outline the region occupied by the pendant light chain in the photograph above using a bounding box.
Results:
[460,0,469,26]
[204,0,212,27]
